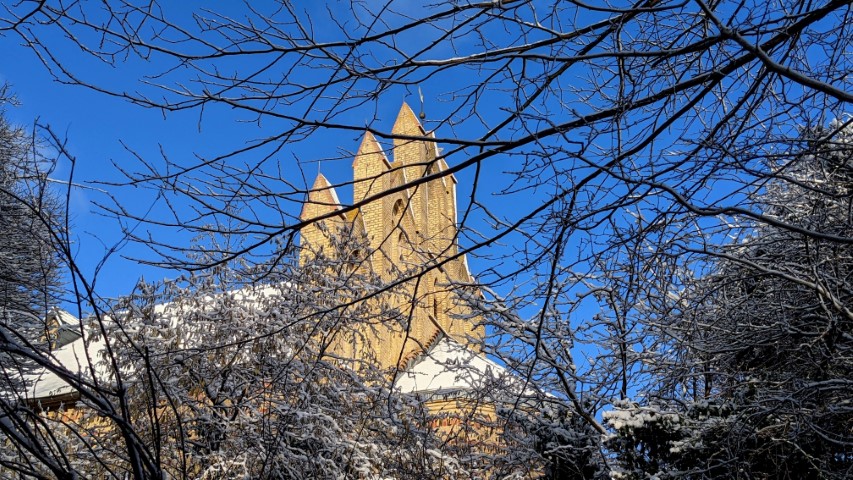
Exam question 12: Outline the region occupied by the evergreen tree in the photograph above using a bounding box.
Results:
[617,120,853,479]
[0,85,60,322]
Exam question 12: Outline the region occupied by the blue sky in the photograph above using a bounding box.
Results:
[2,37,162,297]
[0,4,518,304]
[0,0,725,334]
[1,0,849,406]
[1,0,843,339]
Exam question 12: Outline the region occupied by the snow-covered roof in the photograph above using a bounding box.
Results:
[47,308,79,326]
[395,336,532,401]
[26,335,106,401]
[46,308,84,348]
[21,283,292,404]
[23,287,518,409]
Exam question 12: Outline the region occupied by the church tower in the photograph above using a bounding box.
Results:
[299,103,483,370]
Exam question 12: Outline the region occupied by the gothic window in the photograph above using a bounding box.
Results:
[397,231,406,261]
[433,297,439,320]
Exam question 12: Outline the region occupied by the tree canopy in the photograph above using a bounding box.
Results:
[0,1,850,478]
[609,121,853,479]
[0,85,60,319]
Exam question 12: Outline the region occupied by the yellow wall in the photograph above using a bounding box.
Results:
[300,103,485,371]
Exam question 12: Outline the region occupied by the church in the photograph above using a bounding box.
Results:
[298,102,527,443]
[23,103,526,455]
[299,101,484,370]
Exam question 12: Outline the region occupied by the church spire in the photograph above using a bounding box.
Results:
[353,131,390,203]
[391,101,434,229]
[391,102,425,146]
[298,101,484,365]
[301,172,341,216]
[299,173,343,257]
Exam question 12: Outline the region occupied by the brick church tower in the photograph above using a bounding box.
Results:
[299,102,484,370]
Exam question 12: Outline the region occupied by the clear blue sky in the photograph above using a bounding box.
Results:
[2,0,833,325]
[2,37,166,299]
[0,5,519,304]
[3,0,848,406]
[0,0,714,340]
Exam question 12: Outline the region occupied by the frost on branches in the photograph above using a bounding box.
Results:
[0,85,61,321]
[604,400,739,479]
[0,85,64,393]
[619,119,853,479]
[2,234,467,479]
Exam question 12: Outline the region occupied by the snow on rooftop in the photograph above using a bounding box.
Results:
[26,335,106,400]
[395,336,531,400]
[48,308,80,326]
[22,283,293,402]
[23,286,522,407]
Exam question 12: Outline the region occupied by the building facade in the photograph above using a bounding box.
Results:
[299,102,484,371]
[15,103,534,478]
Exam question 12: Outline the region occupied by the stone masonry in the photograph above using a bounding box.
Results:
[299,102,484,370]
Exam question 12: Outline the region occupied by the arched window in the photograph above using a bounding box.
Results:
[397,231,406,261]
[389,199,407,266]
[433,297,439,320]
[392,199,404,219]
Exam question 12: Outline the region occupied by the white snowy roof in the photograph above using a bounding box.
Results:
[395,336,532,400]
[24,287,526,407]
[47,308,80,326]
[22,283,291,403]
[25,335,106,400]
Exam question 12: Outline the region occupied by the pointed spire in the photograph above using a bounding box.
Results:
[300,173,341,221]
[392,102,425,139]
[353,131,387,166]
[310,173,342,207]
[311,172,331,190]
[353,131,390,204]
